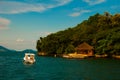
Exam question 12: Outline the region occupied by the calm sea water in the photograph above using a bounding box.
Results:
[0,52,120,80]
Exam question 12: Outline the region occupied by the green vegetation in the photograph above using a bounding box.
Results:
[36,12,120,56]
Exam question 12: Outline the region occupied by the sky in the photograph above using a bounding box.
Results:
[0,0,120,51]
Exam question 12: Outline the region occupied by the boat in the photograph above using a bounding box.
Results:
[23,53,35,64]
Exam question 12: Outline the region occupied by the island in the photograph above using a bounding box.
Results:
[36,12,120,59]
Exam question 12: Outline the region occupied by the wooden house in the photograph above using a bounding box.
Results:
[75,42,94,56]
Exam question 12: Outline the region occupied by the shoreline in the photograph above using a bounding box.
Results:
[37,52,120,59]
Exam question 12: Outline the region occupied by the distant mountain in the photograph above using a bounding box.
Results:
[0,46,12,52]
[22,49,37,53]
[0,45,37,53]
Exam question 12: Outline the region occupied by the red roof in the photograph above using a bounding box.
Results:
[76,42,94,50]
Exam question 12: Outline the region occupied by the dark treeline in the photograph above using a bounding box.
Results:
[36,12,120,56]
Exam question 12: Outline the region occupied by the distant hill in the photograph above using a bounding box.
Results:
[0,45,37,53]
[22,49,37,53]
[0,46,12,52]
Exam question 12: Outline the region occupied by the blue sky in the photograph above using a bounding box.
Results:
[0,0,120,50]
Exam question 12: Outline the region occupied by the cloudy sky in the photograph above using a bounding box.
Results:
[0,0,120,50]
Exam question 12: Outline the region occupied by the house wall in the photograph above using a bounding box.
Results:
[77,50,93,56]
[88,50,93,56]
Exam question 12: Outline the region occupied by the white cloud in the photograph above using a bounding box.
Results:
[69,12,81,17]
[16,38,24,42]
[69,10,91,17]
[56,0,72,6]
[0,0,72,14]
[38,31,52,37]
[0,17,10,29]
[45,32,52,35]
[83,0,105,5]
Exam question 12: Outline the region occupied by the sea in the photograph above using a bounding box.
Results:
[0,52,120,80]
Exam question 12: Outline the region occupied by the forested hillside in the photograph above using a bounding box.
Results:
[36,12,120,56]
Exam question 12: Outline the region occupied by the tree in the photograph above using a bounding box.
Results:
[65,44,75,54]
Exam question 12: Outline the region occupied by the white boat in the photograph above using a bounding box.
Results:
[23,53,35,64]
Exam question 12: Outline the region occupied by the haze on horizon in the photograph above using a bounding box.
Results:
[0,0,120,50]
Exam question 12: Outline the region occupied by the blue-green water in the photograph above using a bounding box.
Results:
[0,52,120,80]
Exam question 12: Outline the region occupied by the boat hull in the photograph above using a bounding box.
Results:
[23,60,35,64]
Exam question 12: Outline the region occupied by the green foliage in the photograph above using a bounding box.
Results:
[36,12,120,56]
[65,44,75,54]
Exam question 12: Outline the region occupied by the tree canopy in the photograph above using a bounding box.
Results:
[36,12,120,56]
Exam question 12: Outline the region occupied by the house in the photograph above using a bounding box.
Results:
[63,42,94,58]
[75,42,94,56]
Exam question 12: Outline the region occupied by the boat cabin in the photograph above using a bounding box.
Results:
[23,53,35,64]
